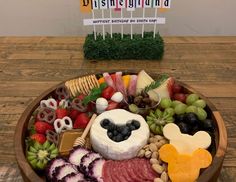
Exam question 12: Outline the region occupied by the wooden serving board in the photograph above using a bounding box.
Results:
[14,72,227,182]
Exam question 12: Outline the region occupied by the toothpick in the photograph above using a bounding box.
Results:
[142,8,145,38]
[102,9,105,40]
[131,11,133,39]
[121,8,123,39]
[153,8,158,38]
[92,10,96,40]
[110,9,113,38]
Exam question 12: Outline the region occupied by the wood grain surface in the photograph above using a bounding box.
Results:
[0,36,235,181]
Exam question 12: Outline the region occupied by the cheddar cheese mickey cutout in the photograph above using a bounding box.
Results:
[159,144,212,182]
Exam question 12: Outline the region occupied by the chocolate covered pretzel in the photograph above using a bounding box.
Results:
[37,107,56,124]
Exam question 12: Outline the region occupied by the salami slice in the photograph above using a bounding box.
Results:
[102,160,114,182]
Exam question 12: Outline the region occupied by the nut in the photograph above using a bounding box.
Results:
[148,137,155,143]
[150,158,159,165]
[143,144,149,150]
[151,151,159,159]
[155,142,164,149]
[145,150,152,158]
[137,149,145,157]
[161,171,168,182]
[154,178,163,182]
[154,135,164,141]
[149,143,158,152]
[152,164,164,174]
[159,139,168,145]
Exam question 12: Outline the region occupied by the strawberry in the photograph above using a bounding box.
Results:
[73,113,90,129]
[69,109,81,121]
[77,94,86,100]
[102,86,115,100]
[30,133,46,144]
[56,108,68,119]
[106,101,119,110]
[34,121,54,134]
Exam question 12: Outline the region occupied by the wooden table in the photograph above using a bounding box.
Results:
[0,37,235,181]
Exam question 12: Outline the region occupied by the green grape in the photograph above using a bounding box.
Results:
[186,94,199,105]
[150,123,157,133]
[160,98,172,109]
[174,103,187,115]
[146,116,154,121]
[155,126,162,135]
[164,108,175,116]
[155,109,163,118]
[193,99,206,108]
[166,116,174,123]
[129,104,139,113]
[172,100,183,108]
[186,105,198,114]
[146,120,153,126]
[196,107,207,121]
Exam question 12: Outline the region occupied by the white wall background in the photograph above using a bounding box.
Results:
[0,0,235,36]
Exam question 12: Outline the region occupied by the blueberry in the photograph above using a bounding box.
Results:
[108,123,115,131]
[175,114,185,123]
[190,125,200,135]
[201,119,215,132]
[177,122,190,134]
[129,125,136,130]
[185,113,199,126]
[117,126,125,133]
[107,131,113,139]
[116,134,124,142]
[124,135,129,140]
[101,119,111,129]
[121,127,130,136]
[131,120,140,129]
[113,130,118,136]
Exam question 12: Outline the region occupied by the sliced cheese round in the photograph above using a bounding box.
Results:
[90,109,150,160]
[163,123,211,154]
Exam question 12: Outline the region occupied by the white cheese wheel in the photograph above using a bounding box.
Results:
[90,109,150,160]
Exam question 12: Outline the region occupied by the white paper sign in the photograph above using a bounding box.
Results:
[92,0,99,9]
[162,0,171,8]
[153,0,161,8]
[135,0,143,8]
[100,0,108,9]
[127,0,135,11]
[144,0,152,8]
[84,17,166,25]
[117,0,126,8]
[109,0,116,9]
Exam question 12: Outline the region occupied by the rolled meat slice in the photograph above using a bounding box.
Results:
[128,75,138,96]
[103,72,116,90]
[115,72,127,98]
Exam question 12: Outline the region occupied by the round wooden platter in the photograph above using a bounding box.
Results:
[14,72,227,182]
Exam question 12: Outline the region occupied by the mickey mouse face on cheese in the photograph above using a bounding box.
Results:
[163,123,211,154]
[90,109,150,160]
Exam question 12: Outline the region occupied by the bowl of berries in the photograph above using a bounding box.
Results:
[14,70,227,182]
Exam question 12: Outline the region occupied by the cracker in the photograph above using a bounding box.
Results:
[73,79,79,96]
[65,80,73,97]
[75,78,81,94]
[82,76,90,94]
[85,76,94,91]
[78,78,86,95]
[90,75,99,88]
[70,79,77,97]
